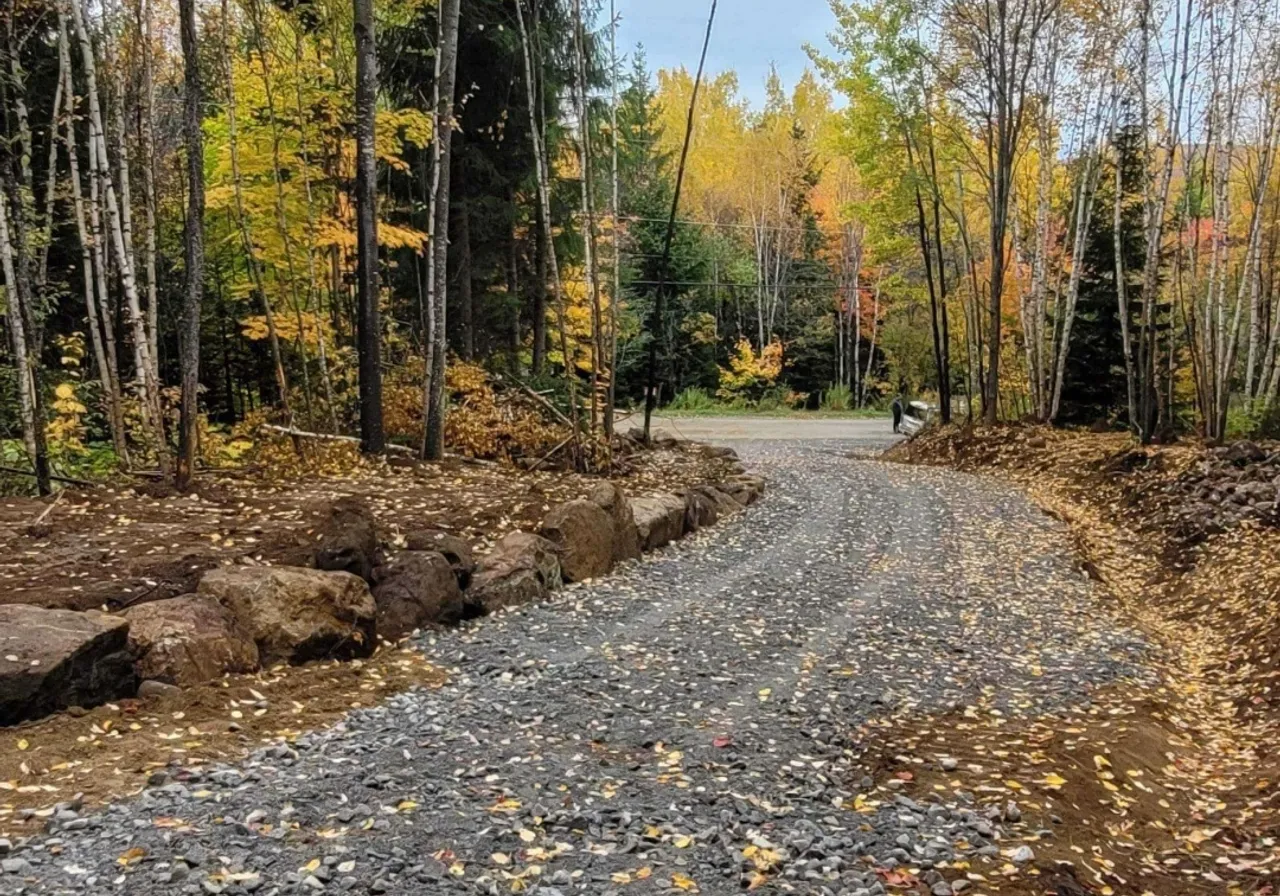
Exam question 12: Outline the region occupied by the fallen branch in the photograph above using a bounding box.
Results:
[518,383,575,429]
[0,465,96,487]
[529,435,573,472]
[260,424,498,466]
[260,424,416,456]
[30,491,64,527]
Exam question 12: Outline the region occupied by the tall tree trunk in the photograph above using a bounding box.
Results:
[0,183,49,494]
[571,0,606,436]
[423,0,460,460]
[606,0,620,436]
[515,0,581,460]
[68,0,168,475]
[177,0,204,488]
[60,21,127,462]
[293,30,339,432]
[354,0,384,453]
[138,0,160,379]
[532,193,548,374]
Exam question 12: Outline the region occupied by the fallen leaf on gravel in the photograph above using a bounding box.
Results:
[671,871,698,891]
[116,847,145,866]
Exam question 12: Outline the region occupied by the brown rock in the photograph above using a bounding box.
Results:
[0,606,136,725]
[630,494,687,551]
[588,482,643,563]
[313,497,379,581]
[124,595,259,686]
[540,499,615,582]
[680,489,719,532]
[198,566,376,665]
[372,551,465,639]
[467,532,562,614]
[694,484,743,518]
[404,529,475,588]
[721,480,760,506]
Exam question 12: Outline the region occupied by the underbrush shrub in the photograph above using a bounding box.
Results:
[822,383,853,411]
[668,387,716,412]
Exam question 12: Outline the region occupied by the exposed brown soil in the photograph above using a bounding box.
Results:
[0,440,732,613]
[0,641,444,839]
[873,425,1280,896]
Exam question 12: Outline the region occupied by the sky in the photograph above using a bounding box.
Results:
[611,0,840,110]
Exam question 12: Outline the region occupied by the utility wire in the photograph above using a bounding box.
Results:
[644,0,717,441]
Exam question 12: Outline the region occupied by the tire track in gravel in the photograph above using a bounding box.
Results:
[3,440,1153,896]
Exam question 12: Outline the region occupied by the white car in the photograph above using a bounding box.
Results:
[899,401,934,436]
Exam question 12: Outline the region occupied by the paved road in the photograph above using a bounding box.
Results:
[4,438,1149,896]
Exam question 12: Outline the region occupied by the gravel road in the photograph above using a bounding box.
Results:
[2,435,1150,896]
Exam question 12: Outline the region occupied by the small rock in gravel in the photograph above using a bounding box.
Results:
[2,857,31,874]
[1011,845,1035,864]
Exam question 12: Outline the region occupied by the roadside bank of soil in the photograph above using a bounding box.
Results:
[0,438,731,614]
[869,426,1280,896]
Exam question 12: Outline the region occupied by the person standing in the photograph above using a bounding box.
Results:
[891,396,904,433]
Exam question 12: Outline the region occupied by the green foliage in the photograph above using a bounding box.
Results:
[822,383,854,410]
[668,387,717,412]
[1227,402,1280,440]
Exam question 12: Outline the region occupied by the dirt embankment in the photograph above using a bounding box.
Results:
[0,439,731,614]
[875,426,1280,896]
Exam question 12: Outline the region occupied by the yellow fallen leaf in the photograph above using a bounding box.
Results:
[1042,773,1067,790]
[16,739,28,751]
[117,847,146,866]
[672,871,698,891]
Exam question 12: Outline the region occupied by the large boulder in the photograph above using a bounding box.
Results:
[540,499,615,583]
[467,532,562,615]
[630,494,687,551]
[404,529,475,588]
[198,566,376,665]
[0,606,136,725]
[721,478,762,507]
[680,489,719,532]
[588,482,643,563]
[313,497,379,581]
[372,551,465,639]
[124,595,259,686]
[695,484,746,518]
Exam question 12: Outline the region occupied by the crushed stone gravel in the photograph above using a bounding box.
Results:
[1,440,1150,896]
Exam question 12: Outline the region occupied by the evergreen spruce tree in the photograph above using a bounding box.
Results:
[1059,122,1146,425]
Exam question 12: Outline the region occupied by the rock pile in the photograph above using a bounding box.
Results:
[1170,441,1280,537]
[0,465,766,726]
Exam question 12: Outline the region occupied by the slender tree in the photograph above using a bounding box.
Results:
[423,0,460,460]
[354,0,384,453]
[176,0,204,487]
